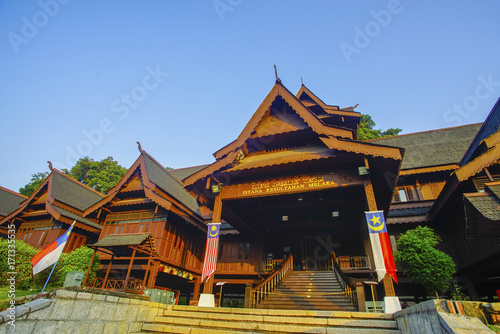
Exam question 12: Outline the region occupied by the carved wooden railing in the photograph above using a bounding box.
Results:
[261,259,284,272]
[87,277,144,293]
[250,255,293,308]
[336,255,371,270]
[331,253,357,308]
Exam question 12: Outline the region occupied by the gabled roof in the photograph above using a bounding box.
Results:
[0,169,105,232]
[185,81,399,189]
[371,123,482,170]
[429,108,500,220]
[464,182,500,238]
[296,84,361,118]
[212,81,355,161]
[85,150,202,220]
[88,233,160,257]
[51,171,105,211]
[169,165,210,182]
[0,186,27,217]
[461,97,500,166]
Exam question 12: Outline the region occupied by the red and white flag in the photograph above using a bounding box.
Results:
[365,211,398,283]
[200,223,221,283]
[31,221,75,275]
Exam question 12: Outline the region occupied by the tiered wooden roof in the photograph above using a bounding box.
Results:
[0,169,105,233]
[84,149,206,231]
[464,182,500,238]
[429,101,500,221]
[370,123,482,175]
[185,81,403,212]
[0,186,27,219]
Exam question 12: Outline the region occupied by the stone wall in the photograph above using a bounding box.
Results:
[394,299,493,334]
[0,288,168,334]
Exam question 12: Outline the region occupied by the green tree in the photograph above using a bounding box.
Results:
[19,172,49,196]
[394,226,456,296]
[357,114,402,140]
[54,246,101,287]
[0,239,39,289]
[62,156,127,194]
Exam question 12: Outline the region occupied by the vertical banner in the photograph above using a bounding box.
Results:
[200,223,221,283]
[365,211,398,283]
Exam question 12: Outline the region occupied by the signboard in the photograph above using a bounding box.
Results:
[221,174,355,200]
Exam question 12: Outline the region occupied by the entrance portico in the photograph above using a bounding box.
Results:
[184,79,403,304]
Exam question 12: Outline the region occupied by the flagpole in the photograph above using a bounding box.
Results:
[41,257,60,293]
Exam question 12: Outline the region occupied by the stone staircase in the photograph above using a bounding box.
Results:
[135,305,401,334]
[257,271,357,311]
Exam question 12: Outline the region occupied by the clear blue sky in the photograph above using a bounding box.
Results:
[1,1,499,192]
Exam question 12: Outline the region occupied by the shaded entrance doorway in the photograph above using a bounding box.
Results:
[300,234,334,271]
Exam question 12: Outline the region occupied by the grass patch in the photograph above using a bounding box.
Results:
[489,324,500,333]
[0,286,38,310]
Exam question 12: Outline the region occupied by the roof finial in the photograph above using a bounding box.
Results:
[301,77,304,86]
[274,65,281,83]
[47,161,53,171]
[137,141,143,153]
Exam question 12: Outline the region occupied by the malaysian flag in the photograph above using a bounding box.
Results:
[200,223,221,283]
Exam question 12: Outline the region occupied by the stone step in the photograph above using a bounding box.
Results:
[137,305,400,334]
[259,295,352,302]
[256,303,357,311]
[258,270,356,311]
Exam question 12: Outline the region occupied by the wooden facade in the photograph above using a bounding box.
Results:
[1,80,499,304]
[184,81,403,298]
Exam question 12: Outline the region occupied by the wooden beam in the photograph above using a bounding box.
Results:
[82,248,98,287]
[142,255,152,294]
[103,254,114,288]
[124,249,137,290]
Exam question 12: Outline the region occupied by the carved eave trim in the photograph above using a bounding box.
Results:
[0,174,53,226]
[46,203,101,233]
[483,131,500,149]
[214,82,354,161]
[226,147,335,172]
[399,164,458,176]
[319,136,403,160]
[455,145,500,182]
[296,85,361,117]
[184,150,240,187]
[143,188,172,211]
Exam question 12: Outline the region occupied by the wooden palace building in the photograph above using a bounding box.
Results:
[1,77,499,309]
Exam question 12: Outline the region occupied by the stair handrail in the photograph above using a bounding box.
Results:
[331,252,357,308]
[250,255,293,308]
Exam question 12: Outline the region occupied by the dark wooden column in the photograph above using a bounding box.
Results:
[102,254,114,288]
[82,248,97,287]
[124,249,137,291]
[202,193,222,295]
[192,276,201,301]
[141,255,152,293]
[147,260,159,289]
[364,179,396,297]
